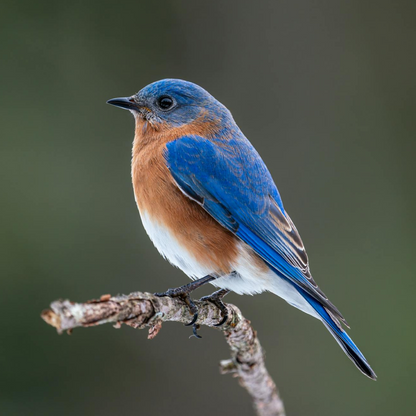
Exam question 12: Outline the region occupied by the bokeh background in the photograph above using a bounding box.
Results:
[1,1,415,415]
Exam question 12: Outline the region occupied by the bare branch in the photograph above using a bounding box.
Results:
[41,291,285,416]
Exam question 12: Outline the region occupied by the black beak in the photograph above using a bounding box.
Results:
[107,96,139,111]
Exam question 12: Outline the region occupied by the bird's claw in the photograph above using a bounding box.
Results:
[213,313,228,327]
[185,312,198,327]
[190,324,202,339]
[154,288,199,326]
[200,288,230,327]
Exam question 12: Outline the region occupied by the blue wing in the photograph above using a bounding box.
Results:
[164,135,346,324]
[165,134,377,380]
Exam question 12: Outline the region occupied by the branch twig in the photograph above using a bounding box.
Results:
[41,291,285,416]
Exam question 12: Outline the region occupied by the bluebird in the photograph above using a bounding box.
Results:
[107,79,376,380]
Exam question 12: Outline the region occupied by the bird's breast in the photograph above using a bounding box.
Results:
[131,138,238,278]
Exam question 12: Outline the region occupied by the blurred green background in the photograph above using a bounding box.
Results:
[1,1,415,415]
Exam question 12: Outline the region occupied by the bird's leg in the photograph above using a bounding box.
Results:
[200,289,230,327]
[155,275,217,333]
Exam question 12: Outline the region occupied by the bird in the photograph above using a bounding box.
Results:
[107,79,376,380]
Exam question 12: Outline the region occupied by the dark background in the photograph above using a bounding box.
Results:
[1,1,415,415]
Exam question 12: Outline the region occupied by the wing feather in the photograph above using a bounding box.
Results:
[165,135,347,325]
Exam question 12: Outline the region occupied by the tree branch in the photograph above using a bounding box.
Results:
[41,291,285,416]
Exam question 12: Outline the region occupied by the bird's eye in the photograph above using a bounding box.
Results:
[158,96,174,110]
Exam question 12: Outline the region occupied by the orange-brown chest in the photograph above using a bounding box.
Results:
[131,133,238,275]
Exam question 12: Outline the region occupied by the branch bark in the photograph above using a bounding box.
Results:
[41,291,285,416]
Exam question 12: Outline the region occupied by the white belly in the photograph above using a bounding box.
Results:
[140,211,214,279]
[140,210,318,319]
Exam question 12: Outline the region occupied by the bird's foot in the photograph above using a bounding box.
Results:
[155,287,199,326]
[200,289,230,327]
[154,276,217,335]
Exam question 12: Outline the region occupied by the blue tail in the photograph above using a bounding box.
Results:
[300,290,377,380]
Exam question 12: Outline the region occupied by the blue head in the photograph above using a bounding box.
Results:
[107,79,232,128]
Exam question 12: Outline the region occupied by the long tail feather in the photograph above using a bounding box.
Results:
[300,290,377,380]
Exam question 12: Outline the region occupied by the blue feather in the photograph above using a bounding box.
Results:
[165,136,340,314]
[165,133,376,379]
[299,290,376,379]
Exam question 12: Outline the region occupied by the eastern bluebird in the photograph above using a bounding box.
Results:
[107,79,376,380]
